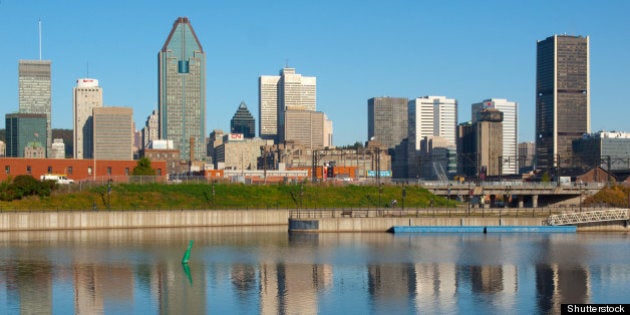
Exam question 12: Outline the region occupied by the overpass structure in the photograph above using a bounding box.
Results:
[420,181,604,208]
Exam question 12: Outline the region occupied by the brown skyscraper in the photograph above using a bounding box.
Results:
[535,35,590,171]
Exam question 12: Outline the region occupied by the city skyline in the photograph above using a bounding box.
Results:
[0,2,629,146]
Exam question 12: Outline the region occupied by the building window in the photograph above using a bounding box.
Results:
[125,168,129,175]
[157,168,162,176]
[88,167,92,175]
[26,166,31,174]
[5,166,9,175]
[47,166,52,174]
[107,167,112,175]
[67,166,73,175]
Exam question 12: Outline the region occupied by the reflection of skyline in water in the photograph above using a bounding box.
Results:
[0,228,626,314]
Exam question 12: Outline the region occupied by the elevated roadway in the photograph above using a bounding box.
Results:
[419,181,604,208]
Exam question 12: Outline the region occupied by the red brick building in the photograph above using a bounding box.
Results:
[0,158,167,182]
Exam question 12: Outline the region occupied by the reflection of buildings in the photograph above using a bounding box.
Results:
[368,264,415,314]
[536,264,590,312]
[414,263,457,314]
[6,262,53,314]
[471,265,504,293]
[231,264,257,300]
[74,264,135,314]
[259,263,332,315]
[157,261,207,314]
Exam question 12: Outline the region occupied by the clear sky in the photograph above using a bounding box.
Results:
[1,1,629,146]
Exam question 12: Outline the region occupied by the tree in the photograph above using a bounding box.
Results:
[133,158,156,176]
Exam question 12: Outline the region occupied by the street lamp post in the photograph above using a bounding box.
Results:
[402,185,407,211]
[467,181,472,216]
[579,181,584,213]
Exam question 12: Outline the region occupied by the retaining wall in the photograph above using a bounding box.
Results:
[0,210,290,231]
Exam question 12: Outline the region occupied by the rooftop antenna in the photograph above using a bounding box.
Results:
[38,19,42,60]
[86,62,90,78]
[285,58,289,68]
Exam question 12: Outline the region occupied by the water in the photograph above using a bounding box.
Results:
[0,227,628,314]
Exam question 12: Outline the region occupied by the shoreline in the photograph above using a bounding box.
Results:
[0,209,627,233]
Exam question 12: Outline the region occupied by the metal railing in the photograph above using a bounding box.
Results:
[289,207,568,219]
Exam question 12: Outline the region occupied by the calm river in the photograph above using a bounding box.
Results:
[0,227,628,314]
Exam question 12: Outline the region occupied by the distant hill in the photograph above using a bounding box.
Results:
[0,129,73,158]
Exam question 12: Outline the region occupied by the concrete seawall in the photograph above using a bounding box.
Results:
[0,210,626,233]
[0,210,290,231]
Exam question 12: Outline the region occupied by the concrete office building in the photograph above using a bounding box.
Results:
[282,110,326,149]
[536,35,590,171]
[19,60,52,156]
[230,101,255,138]
[142,110,159,150]
[472,98,518,175]
[259,68,316,142]
[367,97,409,149]
[214,134,270,171]
[458,109,504,178]
[5,113,47,158]
[73,78,103,159]
[368,97,409,179]
[93,107,133,161]
[408,96,457,178]
[158,17,206,162]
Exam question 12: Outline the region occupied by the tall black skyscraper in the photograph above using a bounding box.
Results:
[536,35,590,171]
[230,101,255,138]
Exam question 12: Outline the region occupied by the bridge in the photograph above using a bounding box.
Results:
[418,181,605,208]
[547,208,629,226]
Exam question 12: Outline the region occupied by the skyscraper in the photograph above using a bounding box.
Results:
[536,35,590,171]
[408,96,457,150]
[258,67,316,142]
[230,101,255,138]
[367,97,408,149]
[472,98,518,174]
[73,78,103,159]
[158,17,206,162]
[408,96,457,178]
[19,60,52,157]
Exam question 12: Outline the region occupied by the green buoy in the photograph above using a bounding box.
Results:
[182,240,194,264]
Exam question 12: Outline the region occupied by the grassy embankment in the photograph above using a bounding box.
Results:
[0,182,456,211]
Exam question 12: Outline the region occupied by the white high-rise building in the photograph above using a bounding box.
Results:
[472,98,518,175]
[407,96,457,179]
[73,78,103,159]
[408,96,457,150]
[258,68,317,142]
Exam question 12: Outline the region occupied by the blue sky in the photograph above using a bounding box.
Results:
[1,1,629,146]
